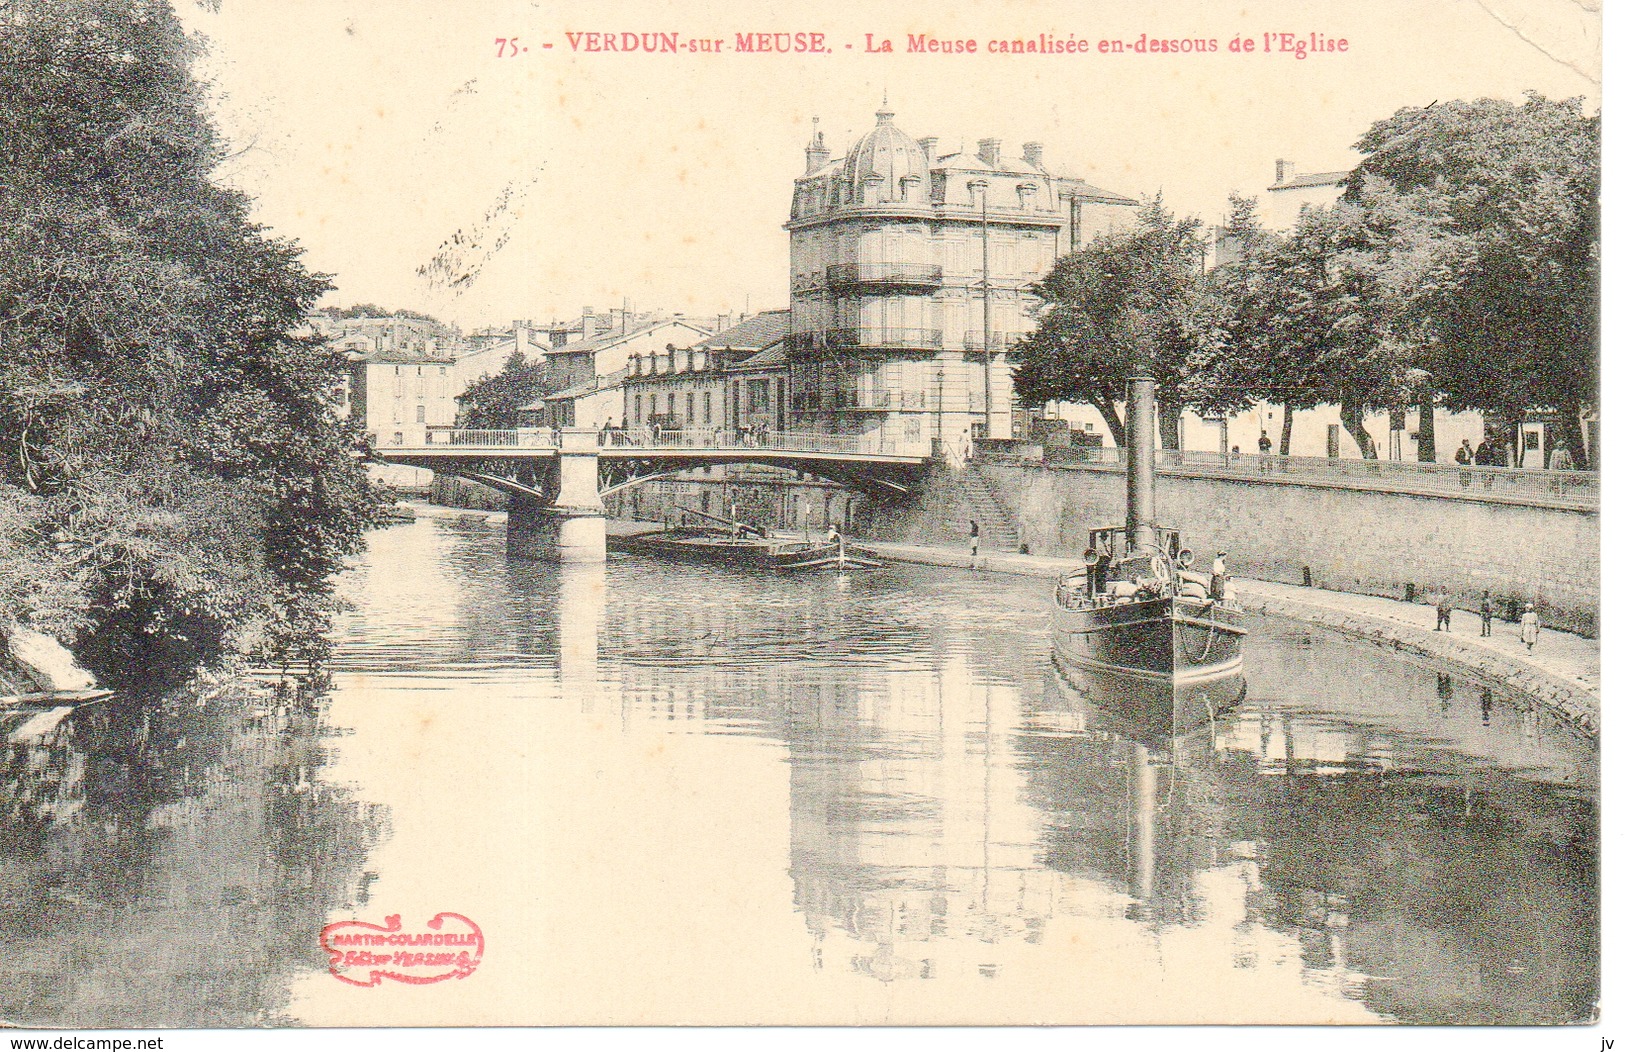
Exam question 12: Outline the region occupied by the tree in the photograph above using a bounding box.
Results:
[1013,196,1246,447]
[1345,93,1599,466]
[457,351,550,429]
[0,0,381,670]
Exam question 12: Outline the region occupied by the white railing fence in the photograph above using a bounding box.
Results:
[417,427,933,459]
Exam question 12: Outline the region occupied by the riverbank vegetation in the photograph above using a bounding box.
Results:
[1014,93,1599,466]
[0,0,383,681]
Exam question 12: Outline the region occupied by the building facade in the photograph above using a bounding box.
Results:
[312,312,460,446]
[785,108,1137,451]
[623,311,790,432]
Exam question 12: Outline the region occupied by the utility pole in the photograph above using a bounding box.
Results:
[975,180,993,440]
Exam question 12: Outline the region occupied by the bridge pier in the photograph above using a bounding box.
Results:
[506,429,606,563]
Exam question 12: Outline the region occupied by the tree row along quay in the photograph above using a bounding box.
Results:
[551,31,1350,56]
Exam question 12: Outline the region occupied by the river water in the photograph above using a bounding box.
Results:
[0,515,1598,1027]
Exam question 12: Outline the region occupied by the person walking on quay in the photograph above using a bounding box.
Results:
[1435,589,1453,632]
[1480,590,1494,637]
[1455,439,1474,488]
[1474,437,1493,465]
[1520,603,1540,651]
[969,519,980,560]
[1257,430,1273,473]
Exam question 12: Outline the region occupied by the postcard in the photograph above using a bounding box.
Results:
[0,0,1602,1042]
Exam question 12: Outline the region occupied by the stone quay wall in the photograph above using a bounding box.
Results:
[857,462,1600,637]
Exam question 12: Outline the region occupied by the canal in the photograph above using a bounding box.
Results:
[0,515,1597,1027]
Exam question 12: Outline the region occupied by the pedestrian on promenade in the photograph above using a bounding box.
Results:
[969,519,980,560]
[1520,603,1540,651]
[1257,430,1273,473]
[1480,590,1494,636]
[1211,550,1228,602]
[1474,438,1493,465]
[1455,439,1474,488]
[1435,589,1452,632]
[1549,443,1575,471]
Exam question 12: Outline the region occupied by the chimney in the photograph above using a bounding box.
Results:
[918,137,937,166]
[581,307,598,338]
[1022,141,1044,168]
[1275,159,1295,185]
[977,138,1001,167]
[804,119,830,175]
[513,319,531,350]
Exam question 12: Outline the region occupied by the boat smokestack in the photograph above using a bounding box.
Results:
[1125,373,1156,552]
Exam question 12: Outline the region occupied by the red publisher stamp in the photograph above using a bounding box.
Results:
[320,913,484,987]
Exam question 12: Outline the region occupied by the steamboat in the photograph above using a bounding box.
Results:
[1051,375,1246,695]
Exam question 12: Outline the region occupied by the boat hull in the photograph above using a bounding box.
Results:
[1051,594,1246,685]
[610,530,881,572]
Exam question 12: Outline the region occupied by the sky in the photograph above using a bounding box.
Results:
[180,0,1599,330]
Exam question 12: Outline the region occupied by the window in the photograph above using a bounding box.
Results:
[685,392,695,423]
[415,405,426,423]
[703,391,712,424]
[667,392,676,418]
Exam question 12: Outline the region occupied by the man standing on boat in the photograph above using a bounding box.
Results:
[1211,550,1227,601]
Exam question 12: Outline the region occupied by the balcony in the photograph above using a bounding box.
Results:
[827,327,944,351]
[825,263,944,290]
[962,330,1012,352]
[789,328,944,354]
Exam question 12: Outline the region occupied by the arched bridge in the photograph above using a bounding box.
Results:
[371,427,934,563]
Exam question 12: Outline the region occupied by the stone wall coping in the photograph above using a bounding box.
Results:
[1019,459,1598,515]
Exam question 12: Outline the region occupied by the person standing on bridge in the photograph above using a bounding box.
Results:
[1480,590,1494,637]
[1435,589,1453,632]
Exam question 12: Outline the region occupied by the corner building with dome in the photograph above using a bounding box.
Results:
[786,107,1137,450]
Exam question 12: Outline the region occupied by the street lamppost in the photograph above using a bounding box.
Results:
[935,366,945,456]
[969,179,994,443]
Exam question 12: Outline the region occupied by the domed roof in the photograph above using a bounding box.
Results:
[841,108,928,203]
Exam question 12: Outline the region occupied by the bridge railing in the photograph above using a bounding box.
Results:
[1010,444,1598,506]
[424,428,559,448]
[416,427,932,459]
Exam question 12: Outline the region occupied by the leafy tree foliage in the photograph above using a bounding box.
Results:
[1346,93,1599,466]
[457,351,549,429]
[0,0,382,673]
[1013,197,1246,446]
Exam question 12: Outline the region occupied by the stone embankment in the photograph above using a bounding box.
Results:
[858,539,1601,740]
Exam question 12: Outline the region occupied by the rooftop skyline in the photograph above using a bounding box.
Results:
[183,0,1598,328]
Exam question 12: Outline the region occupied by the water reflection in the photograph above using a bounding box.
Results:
[6,517,1592,1026]
[0,676,385,1028]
